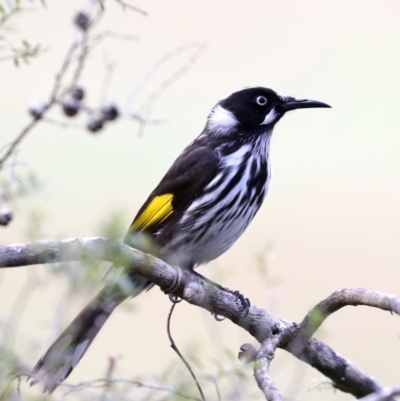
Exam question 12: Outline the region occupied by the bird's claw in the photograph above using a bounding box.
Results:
[228,289,251,317]
[168,294,182,303]
[212,313,226,321]
[212,289,250,321]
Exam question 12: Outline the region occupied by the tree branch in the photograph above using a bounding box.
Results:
[0,237,398,400]
[239,341,282,401]
[286,288,400,361]
[358,385,400,401]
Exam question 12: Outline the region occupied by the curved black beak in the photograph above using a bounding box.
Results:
[279,98,331,112]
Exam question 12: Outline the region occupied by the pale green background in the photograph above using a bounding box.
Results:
[1,1,400,400]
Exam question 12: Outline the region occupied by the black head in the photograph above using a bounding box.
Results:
[206,86,330,136]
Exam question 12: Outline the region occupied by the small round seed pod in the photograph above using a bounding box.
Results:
[101,103,119,121]
[87,115,104,133]
[62,98,80,117]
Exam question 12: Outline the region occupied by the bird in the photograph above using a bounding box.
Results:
[28,86,330,392]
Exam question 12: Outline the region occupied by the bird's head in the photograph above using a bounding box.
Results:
[206,86,330,137]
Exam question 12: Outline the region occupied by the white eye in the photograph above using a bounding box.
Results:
[256,96,267,106]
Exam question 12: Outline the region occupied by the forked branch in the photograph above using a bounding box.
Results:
[0,237,399,400]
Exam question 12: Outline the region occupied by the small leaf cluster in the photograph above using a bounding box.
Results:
[0,0,45,66]
[11,39,44,67]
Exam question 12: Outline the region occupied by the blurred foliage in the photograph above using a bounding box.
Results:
[46,209,128,296]
[98,209,128,241]
[0,0,45,66]
[0,346,22,399]
[11,171,42,198]
[11,39,44,67]
[24,209,45,240]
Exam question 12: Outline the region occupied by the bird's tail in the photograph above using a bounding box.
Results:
[28,274,147,393]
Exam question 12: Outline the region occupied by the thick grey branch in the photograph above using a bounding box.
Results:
[358,385,400,401]
[0,237,398,400]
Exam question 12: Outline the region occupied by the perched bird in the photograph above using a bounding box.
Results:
[29,86,330,392]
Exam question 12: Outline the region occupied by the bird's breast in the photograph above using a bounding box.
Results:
[164,148,271,267]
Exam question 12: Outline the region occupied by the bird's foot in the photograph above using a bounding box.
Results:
[211,286,251,321]
[188,271,251,320]
[222,288,251,317]
[168,294,182,304]
[162,267,183,298]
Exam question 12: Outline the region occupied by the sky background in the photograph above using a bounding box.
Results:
[1,1,400,400]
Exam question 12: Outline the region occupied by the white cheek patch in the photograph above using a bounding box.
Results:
[207,105,239,135]
[260,108,278,126]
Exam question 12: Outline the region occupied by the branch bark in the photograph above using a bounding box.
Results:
[358,385,400,401]
[239,341,282,401]
[0,237,398,400]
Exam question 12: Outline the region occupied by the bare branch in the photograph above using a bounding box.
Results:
[137,43,206,114]
[0,6,99,169]
[70,25,93,87]
[0,38,77,168]
[126,42,205,110]
[100,59,116,103]
[62,378,198,400]
[0,237,398,400]
[0,118,41,169]
[240,340,282,401]
[358,385,400,401]
[11,373,198,400]
[286,288,400,359]
[0,54,15,63]
[85,30,139,55]
[42,117,80,129]
[1,150,19,204]
[114,0,148,16]
[50,42,78,102]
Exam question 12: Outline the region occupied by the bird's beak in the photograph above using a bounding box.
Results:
[279,97,331,112]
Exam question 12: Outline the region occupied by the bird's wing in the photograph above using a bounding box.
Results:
[125,146,220,240]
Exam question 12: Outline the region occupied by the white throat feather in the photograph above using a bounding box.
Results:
[207,105,239,136]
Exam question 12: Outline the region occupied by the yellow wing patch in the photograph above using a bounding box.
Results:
[130,194,174,232]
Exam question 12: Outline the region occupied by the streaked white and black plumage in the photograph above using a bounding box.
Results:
[29,86,330,392]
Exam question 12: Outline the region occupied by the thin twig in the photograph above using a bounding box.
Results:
[167,302,206,401]
[3,270,42,346]
[114,0,148,16]
[85,30,139,55]
[42,117,81,129]
[1,150,19,204]
[126,42,204,109]
[211,377,221,401]
[123,111,166,125]
[0,54,15,63]
[138,43,206,114]
[70,31,89,86]
[0,118,40,169]
[50,42,78,102]
[132,43,205,136]
[60,378,198,400]
[100,58,116,103]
